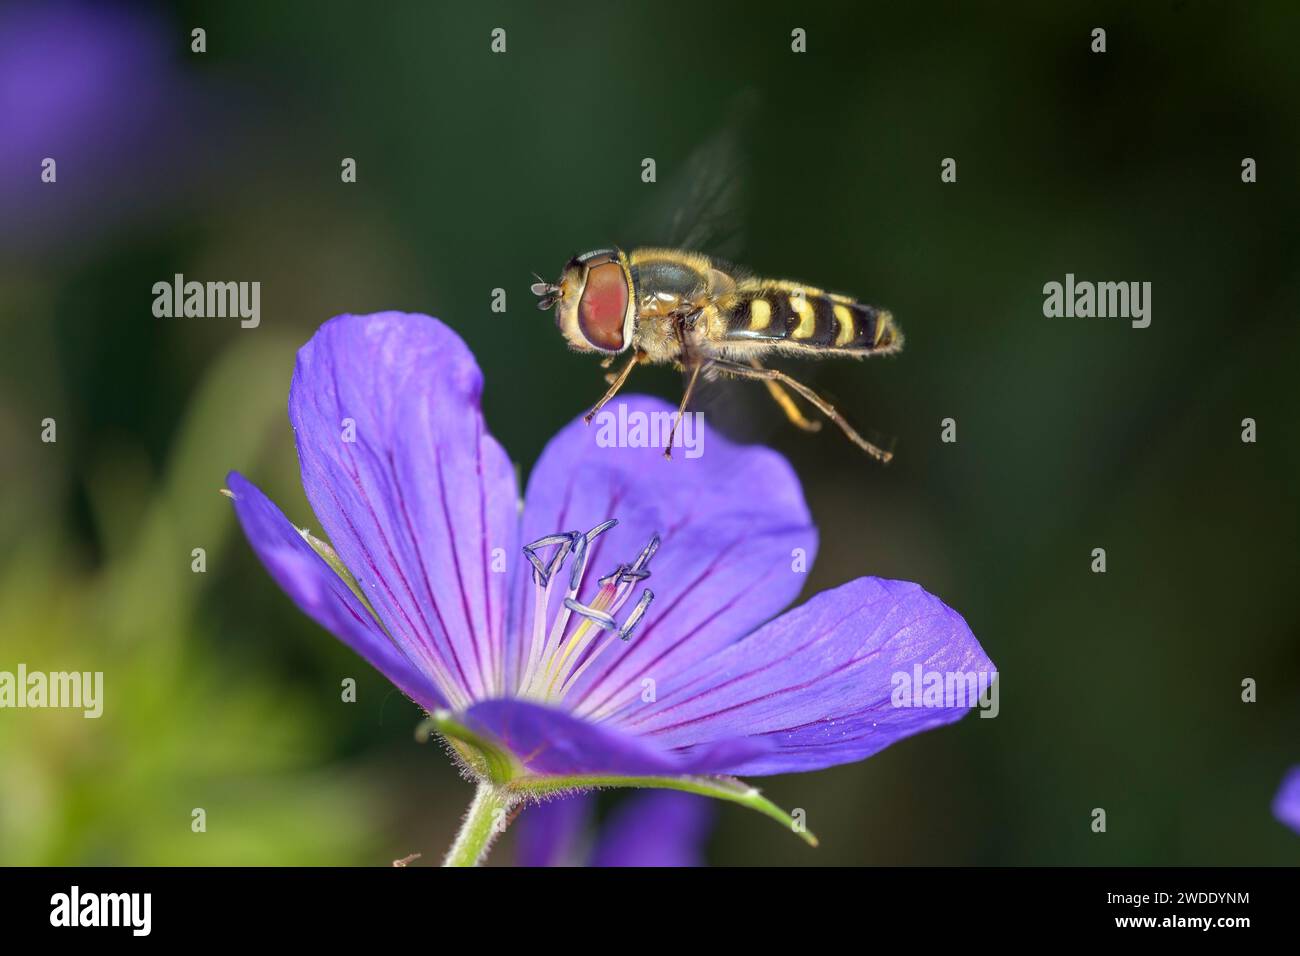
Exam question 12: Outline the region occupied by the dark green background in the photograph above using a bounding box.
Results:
[1,1,1296,865]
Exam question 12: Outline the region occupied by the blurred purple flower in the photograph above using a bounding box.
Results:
[590,792,713,867]
[1273,766,1300,834]
[0,1,207,250]
[514,792,593,867]
[227,312,994,845]
[517,792,712,867]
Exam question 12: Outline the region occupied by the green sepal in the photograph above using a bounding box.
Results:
[298,528,383,621]
[508,773,817,848]
[417,710,521,784]
[420,713,817,848]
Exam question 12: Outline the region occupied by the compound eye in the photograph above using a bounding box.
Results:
[577,260,629,351]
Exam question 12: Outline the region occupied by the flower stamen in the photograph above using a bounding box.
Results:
[522,532,574,587]
[618,588,654,641]
[515,520,658,703]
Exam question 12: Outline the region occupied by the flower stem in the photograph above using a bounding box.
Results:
[443,783,513,867]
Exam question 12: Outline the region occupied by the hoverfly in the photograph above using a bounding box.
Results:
[531,247,902,461]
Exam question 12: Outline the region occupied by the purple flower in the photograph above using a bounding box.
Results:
[0,1,211,251]
[1274,766,1300,834]
[516,792,713,867]
[227,312,994,862]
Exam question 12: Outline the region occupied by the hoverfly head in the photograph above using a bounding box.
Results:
[545,248,636,355]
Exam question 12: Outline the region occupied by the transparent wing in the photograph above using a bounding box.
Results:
[618,94,787,439]
[620,90,757,260]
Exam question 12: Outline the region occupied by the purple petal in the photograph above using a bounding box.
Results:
[226,472,443,711]
[618,577,995,776]
[514,794,594,867]
[288,313,518,707]
[590,791,714,867]
[512,394,816,719]
[461,698,770,777]
[1273,766,1300,834]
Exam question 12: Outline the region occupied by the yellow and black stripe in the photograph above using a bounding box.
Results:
[723,288,900,353]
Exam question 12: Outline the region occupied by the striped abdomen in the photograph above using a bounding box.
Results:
[721,285,901,354]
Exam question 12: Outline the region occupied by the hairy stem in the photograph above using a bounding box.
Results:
[443,783,513,867]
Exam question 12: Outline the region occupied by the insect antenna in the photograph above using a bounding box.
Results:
[530,273,561,310]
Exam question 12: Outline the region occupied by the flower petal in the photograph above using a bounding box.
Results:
[461,698,770,777]
[514,794,594,867]
[289,313,518,708]
[619,577,995,776]
[590,791,713,867]
[226,471,443,711]
[1273,766,1300,834]
[512,394,816,717]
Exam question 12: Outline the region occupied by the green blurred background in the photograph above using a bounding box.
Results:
[1,0,1297,865]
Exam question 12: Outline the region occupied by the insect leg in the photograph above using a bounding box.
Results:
[709,359,893,463]
[750,357,821,432]
[584,350,643,424]
[663,361,703,460]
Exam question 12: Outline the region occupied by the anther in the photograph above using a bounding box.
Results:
[599,564,651,587]
[567,532,589,591]
[619,589,654,641]
[584,518,619,542]
[545,533,581,582]
[522,532,576,587]
[562,598,618,631]
[630,534,660,574]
